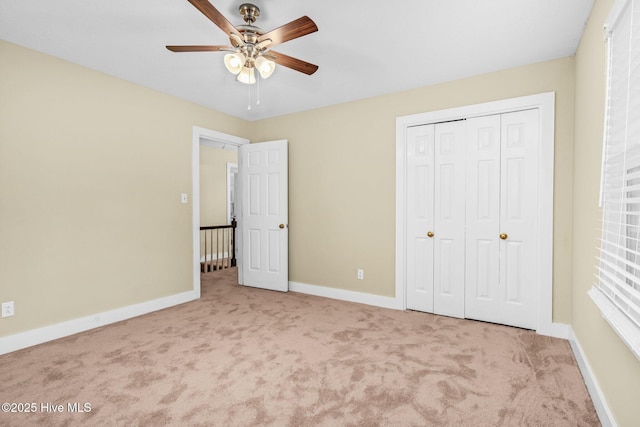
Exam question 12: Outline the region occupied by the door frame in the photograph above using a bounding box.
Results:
[226,162,238,224]
[192,126,249,297]
[395,92,559,336]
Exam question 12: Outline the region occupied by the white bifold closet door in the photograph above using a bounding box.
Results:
[406,121,466,318]
[465,109,539,329]
[406,109,539,329]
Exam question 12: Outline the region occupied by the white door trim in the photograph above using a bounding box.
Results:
[226,162,238,224]
[192,126,249,297]
[395,92,558,336]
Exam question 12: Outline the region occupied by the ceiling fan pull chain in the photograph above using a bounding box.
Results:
[257,73,261,105]
[247,81,252,110]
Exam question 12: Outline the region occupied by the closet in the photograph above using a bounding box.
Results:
[404,108,540,330]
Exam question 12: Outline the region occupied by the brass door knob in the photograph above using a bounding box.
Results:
[500,233,508,240]
[427,231,434,238]
[279,224,286,229]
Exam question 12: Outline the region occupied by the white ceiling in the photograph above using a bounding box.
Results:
[0,0,594,121]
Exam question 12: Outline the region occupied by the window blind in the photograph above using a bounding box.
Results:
[590,0,640,360]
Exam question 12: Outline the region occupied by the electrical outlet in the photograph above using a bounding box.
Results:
[181,193,188,204]
[357,269,364,280]
[2,301,14,318]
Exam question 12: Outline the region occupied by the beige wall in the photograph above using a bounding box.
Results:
[573,0,640,425]
[200,145,237,227]
[0,40,250,336]
[251,57,576,323]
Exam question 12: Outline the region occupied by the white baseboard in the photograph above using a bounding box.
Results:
[0,290,199,356]
[569,327,617,427]
[289,281,403,310]
[537,321,571,339]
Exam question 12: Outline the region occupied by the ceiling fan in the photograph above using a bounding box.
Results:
[167,0,319,84]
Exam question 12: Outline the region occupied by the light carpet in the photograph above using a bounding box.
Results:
[0,268,599,426]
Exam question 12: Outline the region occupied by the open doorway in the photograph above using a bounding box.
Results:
[200,144,237,273]
[200,145,236,228]
[191,126,249,296]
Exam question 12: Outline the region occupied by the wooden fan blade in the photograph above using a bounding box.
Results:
[187,0,241,37]
[257,16,318,47]
[166,45,231,52]
[269,50,318,75]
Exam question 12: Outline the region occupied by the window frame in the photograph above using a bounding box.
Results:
[591,0,640,360]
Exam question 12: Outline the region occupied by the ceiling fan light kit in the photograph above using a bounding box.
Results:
[167,0,318,86]
[255,56,275,79]
[237,66,256,84]
[223,52,245,75]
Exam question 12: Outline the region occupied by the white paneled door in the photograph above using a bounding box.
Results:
[433,122,466,318]
[465,115,502,322]
[465,110,539,329]
[406,125,435,313]
[239,140,288,292]
[406,122,466,318]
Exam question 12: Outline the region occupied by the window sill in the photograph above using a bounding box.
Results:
[589,287,640,361]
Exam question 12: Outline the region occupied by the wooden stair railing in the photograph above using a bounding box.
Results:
[200,219,237,273]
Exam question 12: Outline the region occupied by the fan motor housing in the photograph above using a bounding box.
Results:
[239,3,260,24]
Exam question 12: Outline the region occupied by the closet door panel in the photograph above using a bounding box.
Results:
[433,122,466,318]
[465,115,502,321]
[406,125,435,312]
[499,109,539,329]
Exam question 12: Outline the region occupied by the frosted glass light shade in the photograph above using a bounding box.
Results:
[237,66,256,84]
[224,53,245,75]
[255,56,276,79]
